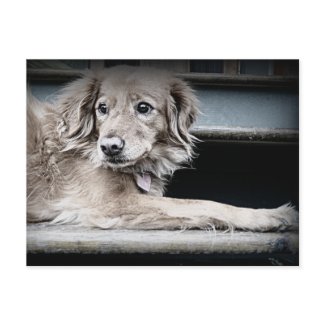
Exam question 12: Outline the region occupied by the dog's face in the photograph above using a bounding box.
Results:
[95,68,171,168]
[59,66,198,175]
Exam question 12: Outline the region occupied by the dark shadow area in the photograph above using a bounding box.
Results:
[166,141,299,210]
[27,252,298,266]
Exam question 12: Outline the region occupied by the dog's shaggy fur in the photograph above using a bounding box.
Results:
[27,66,298,231]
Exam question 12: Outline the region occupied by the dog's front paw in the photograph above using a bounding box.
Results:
[270,203,299,231]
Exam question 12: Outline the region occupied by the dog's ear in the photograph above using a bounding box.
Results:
[167,78,199,156]
[57,72,99,150]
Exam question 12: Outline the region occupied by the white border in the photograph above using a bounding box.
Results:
[1,1,325,325]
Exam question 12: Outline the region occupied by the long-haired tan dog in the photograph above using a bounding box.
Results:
[27,66,298,231]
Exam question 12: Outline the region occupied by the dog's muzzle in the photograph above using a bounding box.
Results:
[100,136,125,157]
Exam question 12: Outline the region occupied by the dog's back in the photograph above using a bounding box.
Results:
[27,93,43,154]
[27,92,64,222]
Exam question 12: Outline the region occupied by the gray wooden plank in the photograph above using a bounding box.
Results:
[27,68,298,88]
[27,224,298,255]
[194,87,298,129]
[191,126,298,143]
[140,60,189,72]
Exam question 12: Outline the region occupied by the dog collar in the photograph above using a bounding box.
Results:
[135,173,151,192]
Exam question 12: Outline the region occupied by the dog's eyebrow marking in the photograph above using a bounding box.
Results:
[96,95,117,108]
[130,90,158,100]
[129,92,159,111]
[130,93,141,101]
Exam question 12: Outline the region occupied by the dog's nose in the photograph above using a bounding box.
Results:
[100,136,125,156]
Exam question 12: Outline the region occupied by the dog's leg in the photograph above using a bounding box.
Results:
[87,194,298,232]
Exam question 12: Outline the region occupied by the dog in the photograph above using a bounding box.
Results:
[27,66,298,231]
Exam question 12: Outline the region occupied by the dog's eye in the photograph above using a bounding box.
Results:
[136,102,153,114]
[98,103,108,114]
